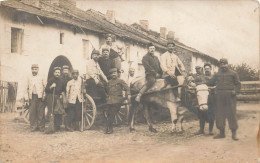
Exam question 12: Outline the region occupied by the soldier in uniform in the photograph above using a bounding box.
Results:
[193,66,206,85]
[65,69,84,132]
[105,68,129,134]
[160,40,186,102]
[100,34,124,70]
[61,65,72,127]
[86,49,108,101]
[135,42,162,102]
[45,67,65,132]
[61,65,72,91]
[98,47,115,79]
[25,64,46,132]
[207,58,241,140]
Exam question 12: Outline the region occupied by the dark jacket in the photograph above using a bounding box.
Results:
[45,77,65,95]
[98,57,115,79]
[61,75,72,93]
[207,69,241,93]
[193,73,206,85]
[106,78,129,104]
[142,53,162,78]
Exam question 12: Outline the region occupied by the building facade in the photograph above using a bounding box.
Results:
[0,0,219,99]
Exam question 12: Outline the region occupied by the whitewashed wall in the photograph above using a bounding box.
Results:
[0,10,99,99]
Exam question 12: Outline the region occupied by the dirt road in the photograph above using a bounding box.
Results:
[0,102,259,163]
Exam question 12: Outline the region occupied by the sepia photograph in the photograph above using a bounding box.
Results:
[0,0,259,162]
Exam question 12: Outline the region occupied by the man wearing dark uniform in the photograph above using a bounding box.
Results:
[207,58,241,140]
[193,66,206,85]
[135,42,162,102]
[45,67,65,132]
[61,65,72,127]
[61,65,72,92]
[105,68,129,134]
[98,47,115,79]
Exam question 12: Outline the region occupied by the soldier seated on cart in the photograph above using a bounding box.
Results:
[105,68,129,134]
[85,49,108,102]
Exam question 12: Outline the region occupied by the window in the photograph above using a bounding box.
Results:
[60,33,64,44]
[11,27,23,54]
[82,39,90,60]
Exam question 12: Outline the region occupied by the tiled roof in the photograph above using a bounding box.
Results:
[0,0,218,64]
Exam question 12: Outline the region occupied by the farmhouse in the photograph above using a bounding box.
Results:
[0,0,219,100]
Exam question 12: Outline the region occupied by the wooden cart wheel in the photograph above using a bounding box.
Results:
[83,94,96,130]
[114,104,129,125]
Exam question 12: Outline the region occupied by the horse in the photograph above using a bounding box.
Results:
[128,77,186,133]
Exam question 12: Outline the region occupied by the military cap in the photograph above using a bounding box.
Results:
[109,68,118,74]
[105,33,113,39]
[62,65,69,70]
[102,47,109,52]
[31,64,39,68]
[71,69,79,74]
[204,63,212,68]
[53,67,61,71]
[219,58,228,64]
[147,42,155,48]
[167,40,175,46]
[195,66,201,69]
[91,49,100,55]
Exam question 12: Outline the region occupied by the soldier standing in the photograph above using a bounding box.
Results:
[61,65,72,127]
[208,58,241,140]
[65,70,84,132]
[25,64,46,132]
[61,65,72,91]
[45,67,65,132]
[135,42,162,102]
[105,68,129,134]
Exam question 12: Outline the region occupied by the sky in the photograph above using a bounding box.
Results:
[77,0,259,69]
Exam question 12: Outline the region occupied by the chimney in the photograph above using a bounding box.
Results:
[160,27,167,39]
[167,31,175,40]
[139,20,149,31]
[106,10,116,23]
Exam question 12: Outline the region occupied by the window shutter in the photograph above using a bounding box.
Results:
[4,24,11,54]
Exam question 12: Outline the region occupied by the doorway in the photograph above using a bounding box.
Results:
[47,55,73,80]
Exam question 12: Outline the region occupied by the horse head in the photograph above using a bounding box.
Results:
[196,84,209,111]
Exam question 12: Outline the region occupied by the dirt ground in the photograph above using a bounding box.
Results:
[0,102,259,163]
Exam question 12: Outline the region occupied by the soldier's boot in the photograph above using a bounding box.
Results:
[209,121,214,135]
[214,129,225,139]
[104,126,109,134]
[107,124,113,134]
[195,120,205,135]
[232,130,239,141]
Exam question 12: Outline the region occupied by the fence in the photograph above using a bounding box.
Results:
[0,81,18,112]
[237,81,260,101]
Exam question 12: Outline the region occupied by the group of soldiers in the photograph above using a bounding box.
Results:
[25,33,241,140]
